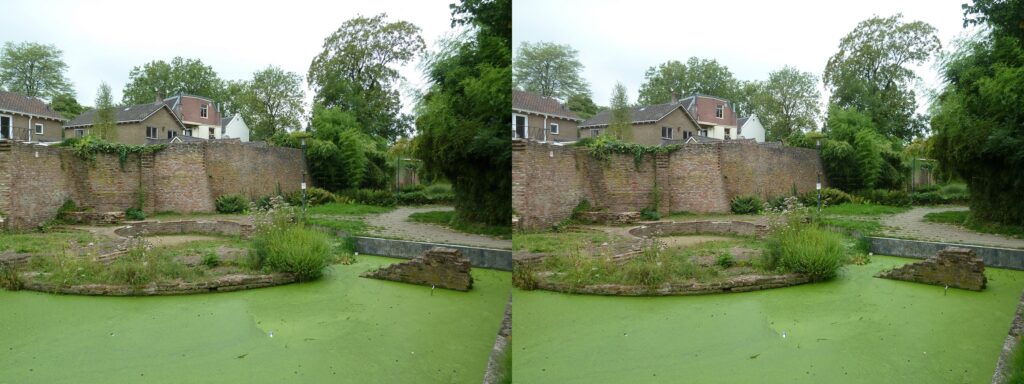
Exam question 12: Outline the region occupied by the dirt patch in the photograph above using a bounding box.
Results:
[147,235,224,247]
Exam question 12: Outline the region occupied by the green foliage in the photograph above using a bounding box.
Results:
[764,219,848,281]
[308,13,424,142]
[61,135,165,170]
[250,219,332,280]
[855,189,911,207]
[201,254,220,268]
[93,82,117,142]
[121,57,224,105]
[637,57,740,106]
[640,208,660,221]
[716,254,735,269]
[108,245,187,287]
[800,107,906,191]
[227,66,306,140]
[0,41,72,99]
[923,210,1024,239]
[799,188,852,207]
[56,200,77,222]
[0,264,23,291]
[338,188,396,207]
[414,0,511,226]
[577,135,680,169]
[730,195,763,214]
[566,93,600,120]
[821,203,909,216]
[608,82,633,141]
[571,199,592,220]
[124,207,145,221]
[744,66,822,140]
[408,210,511,238]
[215,194,249,214]
[50,93,83,120]
[286,187,336,207]
[513,41,589,99]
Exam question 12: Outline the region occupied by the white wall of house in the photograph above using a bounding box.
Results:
[708,125,737,140]
[739,115,766,142]
[222,113,250,142]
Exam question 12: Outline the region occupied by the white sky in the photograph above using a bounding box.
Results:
[513,0,976,121]
[3,0,458,120]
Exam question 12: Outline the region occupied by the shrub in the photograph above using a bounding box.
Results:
[216,194,249,213]
[571,199,592,220]
[730,195,763,214]
[716,254,735,268]
[202,254,220,268]
[339,189,396,207]
[915,184,941,193]
[640,207,660,221]
[799,188,853,208]
[125,207,146,221]
[286,187,336,207]
[855,189,911,207]
[764,219,848,281]
[56,200,78,222]
[250,220,332,281]
[911,191,945,205]
[0,264,23,291]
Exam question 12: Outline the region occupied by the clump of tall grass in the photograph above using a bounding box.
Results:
[250,213,332,281]
[764,216,849,281]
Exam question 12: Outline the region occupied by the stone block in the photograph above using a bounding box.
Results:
[876,247,987,291]
[361,247,473,291]
[577,211,641,225]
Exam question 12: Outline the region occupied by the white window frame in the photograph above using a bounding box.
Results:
[661,126,673,139]
[0,114,12,140]
[200,104,208,118]
[683,131,693,140]
[700,129,708,137]
[591,129,600,137]
[168,130,177,139]
[75,129,85,137]
[183,129,193,137]
[147,126,157,139]
[549,122,559,135]
[512,113,529,139]
[34,123,44,135]
[715,105,724,119]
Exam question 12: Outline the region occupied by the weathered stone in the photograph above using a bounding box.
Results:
[18,273,296,296]
[531,273,812,296]
[577,211,641,225]
[876,247,987,291]
[629,220,769,240]
[361,247,473,291]
[64,211,125,225]
[114,220,254,239]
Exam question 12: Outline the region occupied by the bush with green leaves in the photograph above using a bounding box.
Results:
[250,217,332,281]
[716,254,735,268]
[125,207,146,221]
[730,195,763,214]
[215,194,249,213]
[339,188,396,206]
[764,218,848,281]
[286,187,336,207]
[855,189,911,207]
[640,207,660,221]
[799,188,852,207]
[202,254,220,268]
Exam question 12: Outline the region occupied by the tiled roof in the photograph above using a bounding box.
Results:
[686,135,722,144]
[512,90,581,121]
[221,114,235,127]
[737,117,750,128]
[0,91,65,121]
[580,102,689,128]
[145,135,207,145]
[66,102,181,128]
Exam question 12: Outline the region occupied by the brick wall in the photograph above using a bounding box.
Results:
[513,139,824,230]
[0,140,305,230]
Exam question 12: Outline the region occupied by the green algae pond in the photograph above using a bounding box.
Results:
[0,255,510,383]
[514,255,1024,383]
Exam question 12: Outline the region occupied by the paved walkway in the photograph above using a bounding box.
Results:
[364,206,512,250]
[879,206,1024,249]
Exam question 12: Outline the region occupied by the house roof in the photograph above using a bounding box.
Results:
[66,102,185,129]
[512,90,582,121]
[221,114,235,127]
[0,91,66,121]
[145,135,207,145]
[685,135,723,144]
[580,102,699,128]
[737,117,750,128]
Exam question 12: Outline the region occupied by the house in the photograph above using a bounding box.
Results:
[220,113,250,142]
[679,94,739,141]
[512,90,583,142]
[737,114,766,142]
[579,96,704,146]
[163,93,221,140]
[64,102,187,145]
[0,91,68,142]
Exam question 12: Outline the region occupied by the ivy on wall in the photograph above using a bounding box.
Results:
[60,136,166,170]
[575,135,681,169]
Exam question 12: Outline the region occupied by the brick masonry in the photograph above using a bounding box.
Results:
[361,246,474,291]
[875,247,987,291]
[512,139,824,230]
[0,140,306,230]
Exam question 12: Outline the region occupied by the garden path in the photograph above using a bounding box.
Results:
[880,206,1024,249]
[364,206,512,250]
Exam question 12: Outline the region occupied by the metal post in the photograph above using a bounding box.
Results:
[301,138,307,219]
[816,139,822,214]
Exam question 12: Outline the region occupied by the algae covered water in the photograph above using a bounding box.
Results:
[0,256,510,383]
[515,256,1024,383]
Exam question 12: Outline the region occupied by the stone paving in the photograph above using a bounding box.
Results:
[880,206,1024,249]
[364,206,512,250]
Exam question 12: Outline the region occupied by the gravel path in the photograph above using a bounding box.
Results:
[879,206,1024,249]
[364,206,512,250]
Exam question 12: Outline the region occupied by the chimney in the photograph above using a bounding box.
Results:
[155,92,164,104]
[671,91,678,104]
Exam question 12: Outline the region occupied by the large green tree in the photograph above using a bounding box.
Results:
[753,66,822,141]
[93,82,117,141]
[637,57,740,105]
[0,42,73,100]
[566,92,599,120]
[930,2,1024,225]
[414,0,510,226]
[308,13,424,142]
[122,57,224,105]
[50,93,84,120]
[231,66,306,140]
[608,82,632,140]
[513,41,589,100]
[823,14,940,142]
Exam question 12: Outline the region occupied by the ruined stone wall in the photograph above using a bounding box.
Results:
[513,139,824,230]
[2,143,73,229]
[205,140,306,200]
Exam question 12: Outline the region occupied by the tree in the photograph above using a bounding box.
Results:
[513,41,589,100]
[308,13,424,142]
[122,57,224,105]
[414,0,510,226]
[608,82,632,140]
[93,82,117,141]
[566,92,600,119]
[637,57,740,105]
[0,41,73,100]
[823,14,940,142]
[50,93,84,120]
[756,66,822,141]
[235,66,305,140]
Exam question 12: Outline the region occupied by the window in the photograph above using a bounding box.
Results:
[183,129,192,137]
[209,127,215,140]
[512,114,528,139]
[591,129,600,137]
[34,123,43,135]
[75,129,85,138]
[700,129,708,137]
[0,115,11,139]
[715,105,724,118]
[683,131,693,140]
[146,126,157,139]
[725,128,731,140]
[661,126,673,139]
[549,123,559,135]
[200,104,208,118]
[167,130,177,139]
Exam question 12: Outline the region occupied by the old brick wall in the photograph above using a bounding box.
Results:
[2,143,73,228]
[152,143,215,213]
[668,144,729,213]
[718,141,822,200]
[512,139,584,230]
[205,140,306,200]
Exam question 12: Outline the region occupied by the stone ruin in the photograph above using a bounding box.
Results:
[576,211,641,225]
[361,247,474,291]
[63,211,125,225]
[875,247,987,291]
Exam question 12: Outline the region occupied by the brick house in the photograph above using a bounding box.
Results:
[512,90,583,142]
[579,97,706,146]
[679,94,738,141]
[64,102,187,145]
[0,91,68,142]
[164,94,221,140]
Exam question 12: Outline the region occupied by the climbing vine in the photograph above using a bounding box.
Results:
[575,135,681,169]
[60,136,166,170]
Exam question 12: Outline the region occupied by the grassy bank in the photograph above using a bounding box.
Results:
[407,210,512,239]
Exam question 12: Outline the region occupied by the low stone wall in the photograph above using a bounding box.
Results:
[353,236,511,271]
[64,211,125,225]
[875,247,987,291]
[869,237,1024,270]
[993,290,1024,384]
[483,296,512,384]
[629,220,768,240]
[361,247,474,291]
[532,273,812,296]
[577,211,640,225]
[114,220,254,239]
[19,273,296,296]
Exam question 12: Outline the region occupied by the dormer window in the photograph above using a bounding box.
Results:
[715,104,724,119]
[201,104,208,118]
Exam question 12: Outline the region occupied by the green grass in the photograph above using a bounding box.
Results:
[512,229,617,255]
[306,202,394,215]
[820,203,911,216]
[924,210,1024,239]
[305,217,369,235]
[818,217,884,235]
[408,210,512,239]
[1007,338,1024,384]
[764,221,849,281]
[0,230,98,255]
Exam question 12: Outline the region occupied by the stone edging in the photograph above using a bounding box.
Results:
[114,220,255,240]
[869,237,1024,271]
[17,273,297,296]
[628,220,769,240]
[530,273,812,296]
[483,294,512,384]
[352,236,512,271]
[992,289,1024,384]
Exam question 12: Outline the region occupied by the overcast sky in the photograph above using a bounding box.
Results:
[4,0,457,117]
[513,0,977,120]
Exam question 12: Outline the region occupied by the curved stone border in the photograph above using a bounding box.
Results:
[483,295,512,384]
[629,220,768,240]
[992,290,1024,383]
[18,273,296,296]
[114,220,254,240]
[530,273,812,296]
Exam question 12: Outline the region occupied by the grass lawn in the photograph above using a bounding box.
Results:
[512,228,620,255]
[818,217,884,235]
[820,203,911,216]
[514,256,1024,383]
[0,230,98,255]
[0,255,510,383]
[408,210,512,239]
[306,202,394,216]
[305,217,369,235]
[924,210,1024,239]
